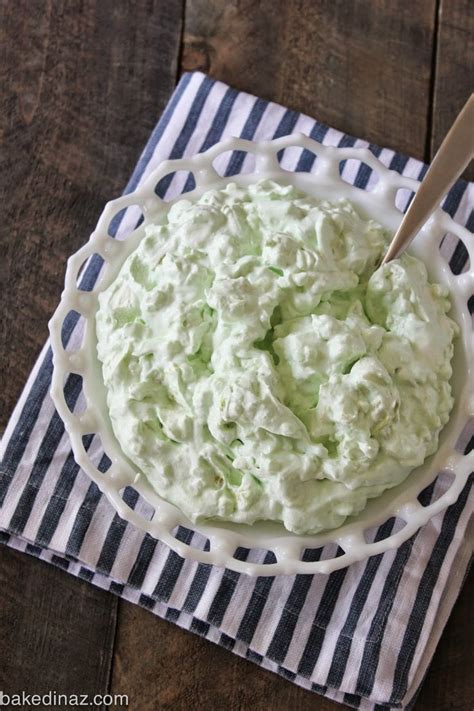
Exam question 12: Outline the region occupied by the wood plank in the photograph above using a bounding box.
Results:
[431,0,474,181]
[0,547,117,701]
[0,0,183,707]
[181,0,437,159]
[0,0,183,430]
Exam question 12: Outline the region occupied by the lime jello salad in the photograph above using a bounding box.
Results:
[96,180,457,535]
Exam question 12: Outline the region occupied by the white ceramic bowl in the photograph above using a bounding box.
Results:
[48,135,474,576]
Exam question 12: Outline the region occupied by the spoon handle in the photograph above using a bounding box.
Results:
[382,94,474,264]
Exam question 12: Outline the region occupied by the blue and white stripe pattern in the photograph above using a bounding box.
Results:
[1,72,473,710]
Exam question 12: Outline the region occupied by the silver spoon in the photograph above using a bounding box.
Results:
[382,94,474,265]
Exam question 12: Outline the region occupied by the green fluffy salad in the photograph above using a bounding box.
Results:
[96,180,457,534]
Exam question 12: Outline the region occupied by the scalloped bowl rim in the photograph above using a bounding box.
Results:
[48,134,474,576]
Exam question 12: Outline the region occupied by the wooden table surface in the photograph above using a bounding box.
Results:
[1,1,473,709]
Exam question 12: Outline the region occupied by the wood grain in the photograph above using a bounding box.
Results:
[182,0,437,159]
[431,0,474,181]
[0,1,183,709]
[0,546,117,702]
[0,0,184,430]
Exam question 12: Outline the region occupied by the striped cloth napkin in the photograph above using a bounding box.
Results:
[1,71,473,710]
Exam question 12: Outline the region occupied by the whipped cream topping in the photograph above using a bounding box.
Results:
[96,180,457,534]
